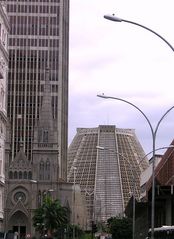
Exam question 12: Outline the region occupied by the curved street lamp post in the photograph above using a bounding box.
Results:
[97,94,174,239]
[103,14,174,239]
[104,14,174,52]
[96,145,174,239]
[96,145,143,239]
[72,166,77,239]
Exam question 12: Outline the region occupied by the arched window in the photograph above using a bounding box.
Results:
[0,86,4,109]
[47,191,51,197]
[38,129,42,142]
[24,171,27,179]
[45,159,50,180]
[9,171,13,179]
[39,160,44,180]
[38,190,41,207]
[28,171,32,179]
[14,171,18,179]
[42,190,47,204]
[19,171,22,179]
[43,130,48,142]
[0,123,3,135]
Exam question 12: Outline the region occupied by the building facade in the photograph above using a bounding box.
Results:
[0,2,9,229]
[1,0,71,235]
[140,154,162,201]
[130,141,174,239]
[67,125,149,229]
[4,68,86,237]
[3,0,69,180]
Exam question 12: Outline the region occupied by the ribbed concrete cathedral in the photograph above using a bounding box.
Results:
[68,125,149,228]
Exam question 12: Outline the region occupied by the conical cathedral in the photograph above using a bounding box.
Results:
[68,125,149,229]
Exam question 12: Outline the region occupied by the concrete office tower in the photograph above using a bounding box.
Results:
[68,125,149,228]
[4,0,69,179]
[0,2,9,229]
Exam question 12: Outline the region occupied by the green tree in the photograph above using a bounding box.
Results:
[54,224,85,239]
[33,196,70,237]
[107,216,132,239]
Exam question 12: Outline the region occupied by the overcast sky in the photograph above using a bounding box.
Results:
[68,0,174,156]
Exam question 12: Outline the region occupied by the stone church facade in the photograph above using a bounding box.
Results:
[4,69,86,238]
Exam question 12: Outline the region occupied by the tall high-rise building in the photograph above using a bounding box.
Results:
[0,1,9,228]
[4,0,69,179]
[68,125,149,228]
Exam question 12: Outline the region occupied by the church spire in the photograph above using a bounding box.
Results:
[33,67,57,144]
[38,67,53,131]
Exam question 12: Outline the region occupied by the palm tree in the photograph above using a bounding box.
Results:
[33,196,70,238]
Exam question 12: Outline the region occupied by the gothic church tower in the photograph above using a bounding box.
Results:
[32,67,59,183]
[4,69,70,237]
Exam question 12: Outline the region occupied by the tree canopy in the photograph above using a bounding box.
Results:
[33,196,70,237]
[107,216,132,239]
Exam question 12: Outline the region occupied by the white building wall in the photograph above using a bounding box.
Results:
[140,155,162,200]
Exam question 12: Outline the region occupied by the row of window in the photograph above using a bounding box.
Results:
[7,95,58,104]
[8,166,52,181]
[8,83,58,92]
[10,25,59,36]
[7,0,59,2]
[8,69,58,77]
[9,37,59,47]
[9,54,59,62]
[8,4,60,14]
[9,171,32,179]
[10,15,59,25]
[8,102,57,109]
[8,108,58,120]
[9,48,59,57]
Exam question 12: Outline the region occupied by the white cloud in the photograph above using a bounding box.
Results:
[69,0,174,155]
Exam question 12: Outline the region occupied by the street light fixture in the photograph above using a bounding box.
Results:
[30,179,37,183]
[103,14,174,52]
[97,94,174,239]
